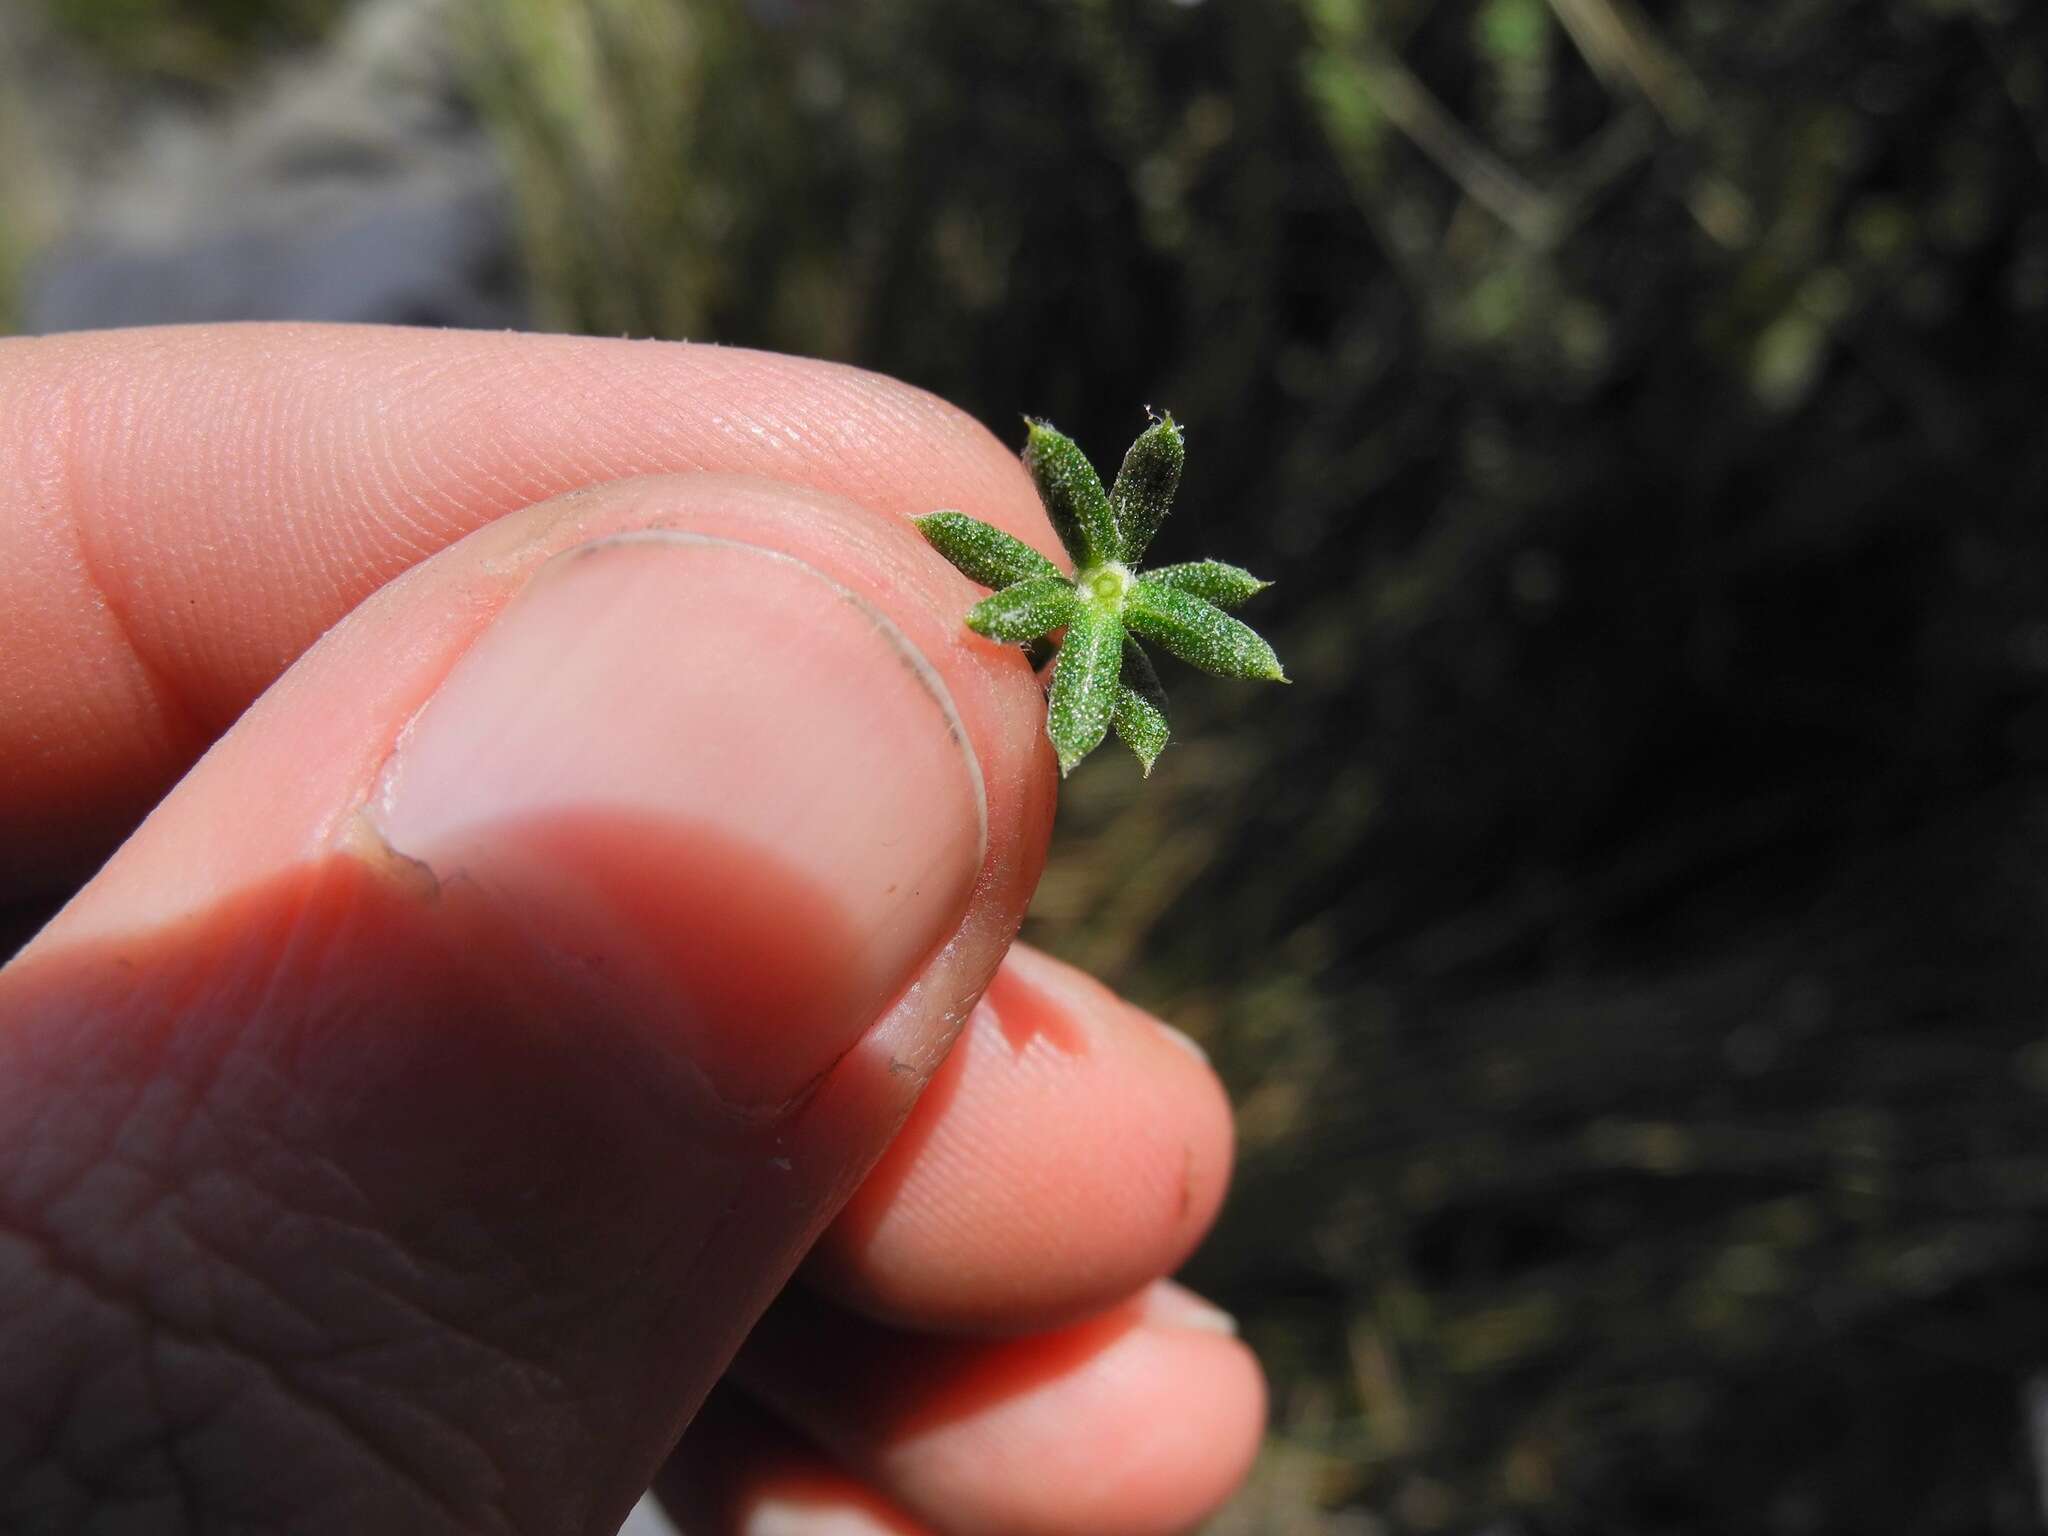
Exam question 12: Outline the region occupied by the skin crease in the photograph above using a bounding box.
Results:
[0,327,1264,1536]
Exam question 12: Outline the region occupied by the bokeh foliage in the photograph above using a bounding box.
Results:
[42,0,347,84]
[460,0,2048,1529]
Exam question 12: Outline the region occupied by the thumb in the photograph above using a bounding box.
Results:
[0,476,1053,1535]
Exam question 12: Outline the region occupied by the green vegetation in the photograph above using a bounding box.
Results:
[0,89,35,336]
[42,0,347,84]
[918,416,1283,776]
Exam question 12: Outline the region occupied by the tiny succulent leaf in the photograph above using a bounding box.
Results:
[1145,559,1270,610]
[921,414,1284,775]
[1107,414,1185,562]
[1126,578,1288,682]
[1113,683,1170,776]
[914,511,1063,590]
[1120,633,1168,707]
[1023,420,1118,569]
[1112,637,1170,774]
[1046,603,1124,775]
[966,576,1082,642]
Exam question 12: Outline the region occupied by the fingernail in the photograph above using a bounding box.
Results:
[1156,1020,1210,1066]
[372,532,986,1107]
[1143,1279,1239,1337]
[744,1499,904,1536]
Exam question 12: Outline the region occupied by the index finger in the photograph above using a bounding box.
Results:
[0,323,1059,892]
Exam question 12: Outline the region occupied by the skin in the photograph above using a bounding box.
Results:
[0,326,1264,1536]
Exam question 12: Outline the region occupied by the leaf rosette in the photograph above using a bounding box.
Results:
[916,415,1284,776]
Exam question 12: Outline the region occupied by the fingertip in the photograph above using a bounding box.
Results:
[659,1390,936,1536]
[920,1312,1266,1536]
[812,944,1236,1333]
[742,1296,1268,1536]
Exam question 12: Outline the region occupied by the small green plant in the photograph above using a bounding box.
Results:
[917,414,1285,777]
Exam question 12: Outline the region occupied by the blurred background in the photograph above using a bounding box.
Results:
[7,0,2048,1529]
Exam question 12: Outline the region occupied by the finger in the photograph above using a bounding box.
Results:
[733,1285,1266,1536]
[0,474,1053,1535]
[655,1388,936,1536]
[0,323,1059,892]
[808,943,1235,1334]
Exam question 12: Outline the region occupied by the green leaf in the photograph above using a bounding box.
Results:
[927,412,1288,778]
[1121,633,1168,705]
[914,511,1063,590]
[966,576,1082,642]
[1023,420,1117,569]
[1145,559,1269,610]
[1113,638,1170,775]
[1108,414,1184,562]
[1046,605,1124,774]
[1113,685,1170,776]
[1126,579,1287,682]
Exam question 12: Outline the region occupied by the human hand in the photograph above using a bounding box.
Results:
[0,327,1264,1536]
